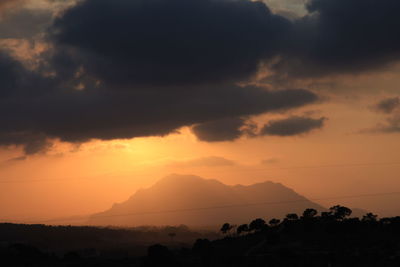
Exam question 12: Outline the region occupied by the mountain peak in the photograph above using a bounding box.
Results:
[89,175,325,227]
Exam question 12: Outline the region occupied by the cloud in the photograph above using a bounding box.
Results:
[0,0,323,154]
[192,117,249,142]
[48,0,292,86]
[168,156,236,168]
[363,114,400,134]
[0,131,52,155]
[0,8,53,38]
[374,97,400,114]
[263,0,307,18]
[13,0,390,154]
[0,46,319,153]
[363,96,400,134]
[377,115,400,133]
[8,156,27,162]
[260,116,326,136]
[7,0,400,153]
[5,0,400,81]
[0,0,26,14]
[273,0,400,78]
[367,118,400,134]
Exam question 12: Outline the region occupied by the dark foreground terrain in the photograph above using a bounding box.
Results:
[1,206,400,266]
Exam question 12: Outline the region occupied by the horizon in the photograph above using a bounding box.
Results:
[1,173,398,226]
[1,0,400,226]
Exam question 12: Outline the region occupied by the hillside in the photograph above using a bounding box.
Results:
[88,174,324,226]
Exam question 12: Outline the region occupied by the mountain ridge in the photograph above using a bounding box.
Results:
[88,174,325,227]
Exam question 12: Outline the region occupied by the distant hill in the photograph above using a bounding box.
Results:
[88,174,325,227]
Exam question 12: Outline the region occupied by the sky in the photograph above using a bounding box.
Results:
[0,0,400,222]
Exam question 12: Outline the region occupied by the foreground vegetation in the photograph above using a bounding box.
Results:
[1,206,400,266]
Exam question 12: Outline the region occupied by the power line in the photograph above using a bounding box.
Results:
[14,191,400,224]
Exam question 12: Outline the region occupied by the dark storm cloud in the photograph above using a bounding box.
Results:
[8,0,400,152]
[0,0,323,154]
[374,97,400,114]
[49,0,292,86]
[0,52,23,97]
[274,0,400,78]
[17,85,317,143]
[260,116,326,136]
[192,117,248,142]
[0,52,319,152]
[0,132,52,155]
[0,51,55,98]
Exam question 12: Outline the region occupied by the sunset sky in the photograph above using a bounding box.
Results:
[0,0,400,223]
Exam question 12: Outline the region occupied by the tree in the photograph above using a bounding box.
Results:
[302,208,318,219]
[321,211,333,219]
[220,223,233,235]
[269,218,281,227]
[362,213,378,222]
[330,205,352,220]
[285,213,299,221]
[249,218,266,232]
[236,224,249,235]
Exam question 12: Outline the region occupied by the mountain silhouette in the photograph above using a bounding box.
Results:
[88,174,324,227]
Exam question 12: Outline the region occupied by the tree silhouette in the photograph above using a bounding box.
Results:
[220,223,233,235]
[302,208,318,219]
[269,218,281,227]
[330,205,352,220]
[321,211,333,219]
[362,212,378,222]
[249,218,266,232]
[285,213,299,221]
[237,224,249,235]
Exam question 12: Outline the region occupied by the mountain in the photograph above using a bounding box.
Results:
[88,174,325,227]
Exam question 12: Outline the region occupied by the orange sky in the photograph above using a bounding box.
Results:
[1,0,400,223]
[1,96,400,222]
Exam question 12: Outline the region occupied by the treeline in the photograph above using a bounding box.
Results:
[219,205,379,235]
[1,206,400,266]
[0,223,217,266]
[0,223,217,250]
[145,206,400,267]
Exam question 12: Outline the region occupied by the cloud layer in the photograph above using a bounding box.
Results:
[0,0,319,154]
[274,0,400,78]
[366,96,400,134]
[3,0,400,153]
[260,116,326,136]
[49,0,291,86]
[374,97,400,114]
